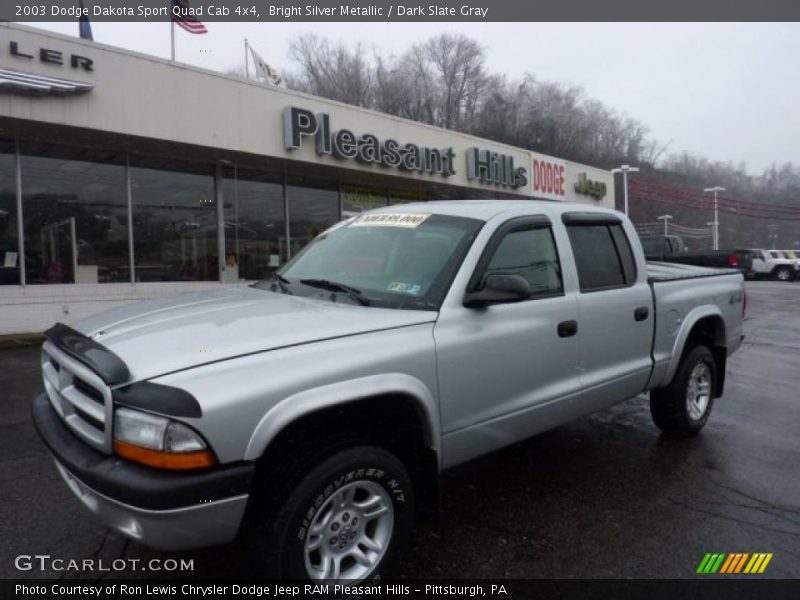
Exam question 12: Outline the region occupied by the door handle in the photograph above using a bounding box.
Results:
[557,320,578,338]
[634,306,649,321]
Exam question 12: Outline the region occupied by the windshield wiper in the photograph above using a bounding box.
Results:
[269,272,292,295]
[299,279,370,306]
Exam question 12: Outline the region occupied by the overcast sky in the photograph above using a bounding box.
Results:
[25,21,800,174]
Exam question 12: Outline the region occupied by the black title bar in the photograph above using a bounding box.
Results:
[6,579,800,600]
[4,0,800,22]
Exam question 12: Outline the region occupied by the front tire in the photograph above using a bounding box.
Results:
[773,266,793,281]
[250,446,414,581]
[650,345,717,435]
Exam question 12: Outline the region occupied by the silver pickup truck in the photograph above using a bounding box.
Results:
[33,200,745,581]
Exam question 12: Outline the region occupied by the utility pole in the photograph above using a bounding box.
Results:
[611,164,639,216]
[657,214,673,236]
[703,186,725,250]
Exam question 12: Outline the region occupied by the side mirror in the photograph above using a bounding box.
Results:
[463,273,532,308]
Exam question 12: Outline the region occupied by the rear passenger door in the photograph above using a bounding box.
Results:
[563,213,654,410]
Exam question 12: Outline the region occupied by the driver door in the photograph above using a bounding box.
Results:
[434,216,582,468]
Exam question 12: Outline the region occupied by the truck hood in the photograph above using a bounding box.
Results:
[73,287,436,383]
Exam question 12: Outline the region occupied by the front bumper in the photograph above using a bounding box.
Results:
[33,392,255,551]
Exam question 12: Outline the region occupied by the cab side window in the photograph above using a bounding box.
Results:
[567,223,637,292]
[483,226,563,297]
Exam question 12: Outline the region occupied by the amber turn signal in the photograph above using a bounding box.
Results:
[114,440,216,470]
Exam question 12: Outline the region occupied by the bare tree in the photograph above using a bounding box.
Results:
[401,34,487,130]
[288,33,373,107]
[282,32,654,167]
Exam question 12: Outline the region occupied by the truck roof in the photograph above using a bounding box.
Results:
[375,200,620,221]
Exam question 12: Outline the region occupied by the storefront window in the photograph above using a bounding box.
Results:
[287,177,339,258]
[389,187,427,205]
[130,157,216,282]
[21,144,128,284]
[222,168,285,282]
[341,184,387,217]
[0,140,17,285]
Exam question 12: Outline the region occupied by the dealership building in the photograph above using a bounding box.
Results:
[0,23,615,335]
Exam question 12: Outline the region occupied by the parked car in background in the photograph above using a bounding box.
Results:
[726,249,756,277]
[780,249,799,267]
[749,249,798,281]
[639,234,686,260]
[639,235,753,278]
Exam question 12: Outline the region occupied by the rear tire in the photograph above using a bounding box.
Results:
[773,267,793,281]
[247,446,414,581]
[650,345,717,436]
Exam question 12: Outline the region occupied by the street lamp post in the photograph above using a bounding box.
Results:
[657,214,673,236]
[706,222,717,250]
[767,224,779,249]
[611,164,640,216]
[703,186,726,250]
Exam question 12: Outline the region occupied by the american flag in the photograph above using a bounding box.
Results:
[171,0,207,34]
[78,0,93,40]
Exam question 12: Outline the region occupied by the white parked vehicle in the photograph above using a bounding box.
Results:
[780,249,800,271]
[749,249,798,281]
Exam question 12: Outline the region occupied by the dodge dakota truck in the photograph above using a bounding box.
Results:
[33,200,745,581]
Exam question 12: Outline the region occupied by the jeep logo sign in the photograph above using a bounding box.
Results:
[574,172,608,200]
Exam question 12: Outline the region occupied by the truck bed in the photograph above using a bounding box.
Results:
[646,261,745,391]
[646,261,740,283]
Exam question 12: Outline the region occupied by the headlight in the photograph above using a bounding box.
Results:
[113,408,216,470]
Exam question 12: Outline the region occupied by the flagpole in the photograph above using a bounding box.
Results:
[244,38,249,79]
[170,21,176,62]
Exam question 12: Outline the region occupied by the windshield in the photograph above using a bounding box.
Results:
[255,212,483,310]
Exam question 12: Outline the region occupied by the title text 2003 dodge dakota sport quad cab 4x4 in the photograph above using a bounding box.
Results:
[33,201,745,581]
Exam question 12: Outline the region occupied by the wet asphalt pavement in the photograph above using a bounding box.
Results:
[1,281,798,580]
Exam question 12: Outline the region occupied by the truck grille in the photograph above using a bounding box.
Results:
[42,340,113,454]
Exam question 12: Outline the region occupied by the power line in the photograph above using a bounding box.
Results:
[629,182,800,221]
[630,180,800,215]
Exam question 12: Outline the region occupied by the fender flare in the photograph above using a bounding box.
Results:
[663,305,726,386]
[243,373,441,466]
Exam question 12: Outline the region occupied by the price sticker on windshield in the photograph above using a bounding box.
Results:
[351,213,431,228]
[388,281,423,295]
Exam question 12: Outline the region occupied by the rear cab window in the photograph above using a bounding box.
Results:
[563,213,638,292]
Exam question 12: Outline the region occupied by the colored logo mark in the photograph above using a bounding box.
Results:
[696,553,773,574]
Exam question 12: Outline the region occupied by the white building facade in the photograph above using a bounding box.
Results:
[0,24,615,334]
